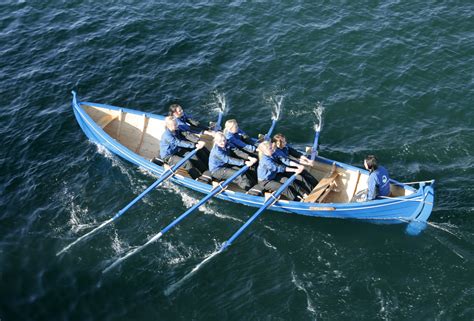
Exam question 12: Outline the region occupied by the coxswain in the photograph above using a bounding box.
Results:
[364,155,391,200]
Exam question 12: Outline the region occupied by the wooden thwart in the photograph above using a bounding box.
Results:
[135,115,149,153]
[304,163,340,203]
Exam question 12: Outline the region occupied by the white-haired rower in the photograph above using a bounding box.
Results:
[208,132,257,190]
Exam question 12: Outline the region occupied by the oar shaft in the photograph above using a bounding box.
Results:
[112,148,199,220]
[216,112,223,131]
[102,165,251,271]
[161,165,250,236]
[220,173,298,251]
[310,130,320,161]
[57,148,199,256]
[264,119,278,141]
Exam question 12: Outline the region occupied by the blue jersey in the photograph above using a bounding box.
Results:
[225,129,256,153]
[159,128,195,159]
[176,113,202,134]
[273,147,292,166]
[367,166,391,200]
[273,145,303,166]
[257,154,286,181]
[209,144,245,173]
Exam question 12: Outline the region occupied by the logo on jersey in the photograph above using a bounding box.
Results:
[382,175,388,184]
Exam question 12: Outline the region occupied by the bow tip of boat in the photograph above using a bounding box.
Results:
[405,220,428,236]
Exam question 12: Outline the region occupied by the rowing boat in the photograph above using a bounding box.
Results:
[71,91,435,235]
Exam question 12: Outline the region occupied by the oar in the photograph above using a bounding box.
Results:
[215,111,223,131]
[264,119,278,141]
[220,173,299,252]
[103,165,252,272]
[310,124,321,161]
[56,148,200,256]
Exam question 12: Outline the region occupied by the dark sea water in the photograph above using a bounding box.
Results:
[1,1,473,320]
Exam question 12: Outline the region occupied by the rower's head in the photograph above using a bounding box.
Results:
[364,155,378,172]
[224,119,239,134]
[272,133,287,149]
[165,116,178,131]
[213,132,227,148]
[258,141,274,158]
[169,104,184,118]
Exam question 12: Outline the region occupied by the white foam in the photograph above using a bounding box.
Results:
[291,270,318,317]
[59,185,94,233]
[110,230,127,255]
[313,103,324,132]
[263,239,276,250]
[164,246,221,296]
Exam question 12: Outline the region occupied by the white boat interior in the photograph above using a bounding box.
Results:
[82,104,413,203]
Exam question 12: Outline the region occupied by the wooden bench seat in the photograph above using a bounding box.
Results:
[303,163,340,203]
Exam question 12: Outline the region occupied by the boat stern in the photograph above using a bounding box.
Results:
[405,181,435,236]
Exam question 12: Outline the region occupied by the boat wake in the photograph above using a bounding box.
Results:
[164,247,221,296]
[291,269,318,318]
[426,221,462,239]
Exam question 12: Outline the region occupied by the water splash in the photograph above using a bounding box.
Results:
[267,94,284,121]
[313,102,324,132]
[111,230,127,255]
[211,90,227,115]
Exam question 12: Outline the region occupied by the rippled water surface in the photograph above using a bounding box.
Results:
[1,1,473,320]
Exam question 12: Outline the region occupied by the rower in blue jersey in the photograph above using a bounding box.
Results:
[256,141,305,201]
[169,103,210,134]
[159,116,207,179]
[208,132,257,190]
[364,155,391,200]
[272,133,318,194]
[168,103,215,162]
[223,119,257,159]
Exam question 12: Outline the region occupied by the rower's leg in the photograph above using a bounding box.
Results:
[276,173,305,200]
[212,168,252,191]
[166,154,202,179]
[301,170,318,191]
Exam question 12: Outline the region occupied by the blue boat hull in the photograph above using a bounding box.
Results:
[71,92,435,234]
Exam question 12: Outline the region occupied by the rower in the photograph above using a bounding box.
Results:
[208,132,257,191]
[272,133,318,194]
[256,141,305,201]
[364,155,391,200]
[223,119,257,159]
[159,116,207,179]
[169,103,215,162]
[169,103,211,134]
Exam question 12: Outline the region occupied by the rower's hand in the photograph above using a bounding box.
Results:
[296,165,304,174]
[300,156,315,166]
[246,157,257,167]
[196,141,206,150]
